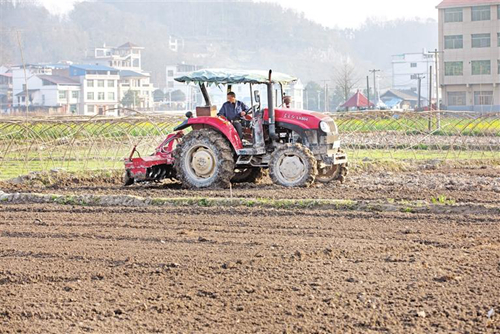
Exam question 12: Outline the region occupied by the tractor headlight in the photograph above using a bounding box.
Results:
[320,121,331,134]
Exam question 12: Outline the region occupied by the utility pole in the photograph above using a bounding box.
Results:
[415,74,425,110]
[16,30,29,120]
[369,69,381,107]
[366,76,370,109]
[317,91,321,112]
[324,83,328,112]
[428,65,433,110]
[428,49,442,129]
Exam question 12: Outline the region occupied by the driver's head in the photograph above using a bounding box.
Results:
[227,92,236,103]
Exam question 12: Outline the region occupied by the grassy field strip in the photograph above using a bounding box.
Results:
[0,191,498,215]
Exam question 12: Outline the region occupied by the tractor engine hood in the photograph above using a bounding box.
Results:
[263,108,337,133]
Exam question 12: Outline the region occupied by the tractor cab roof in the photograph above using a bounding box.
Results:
[174,68,297,85]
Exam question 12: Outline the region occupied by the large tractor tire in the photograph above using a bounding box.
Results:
[231,168,263,184]
[174,129,235,189]
[269,143,317,187]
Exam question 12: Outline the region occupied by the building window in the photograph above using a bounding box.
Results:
[471,60,491,75]
[444,35,463,49]
[108,80,115,87]
[472,33,491,48]
[72,91,79,99]
[87,80,94,87]
[445,61,463,76]
[444,7,463,22]
[70,104,77,113]
[97,80,105,87]
[410,63,417,68]
[98,92,105,100]
[410,74,418,80]
[108,92,115,100]
[474,91,493,105]
[87,92,94,100]
[87,105,95,113]
[167,70,174,77]
[58,91,67,100]
[472,6,491,21]
[448,92,466,106]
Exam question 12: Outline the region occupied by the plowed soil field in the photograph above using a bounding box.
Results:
[1,166,499,333]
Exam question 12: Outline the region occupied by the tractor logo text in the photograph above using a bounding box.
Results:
[283,113,309,122]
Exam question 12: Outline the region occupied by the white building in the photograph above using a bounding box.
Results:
[165,64,203,110]
[283,80,305,110]
[69,65,120,116]
[14,75,81,114]
[118,70,154,109]
[438,0,500,111]
[90,42,153,109]
[92,42,143,71]
[392,51,437,102]
[12,64,53,107]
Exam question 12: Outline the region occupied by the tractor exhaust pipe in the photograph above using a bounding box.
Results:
[267,70,277,141]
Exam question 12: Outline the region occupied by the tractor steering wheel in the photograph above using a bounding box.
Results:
[245,104,260,115]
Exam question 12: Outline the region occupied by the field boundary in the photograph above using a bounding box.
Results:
[1,191,498,215]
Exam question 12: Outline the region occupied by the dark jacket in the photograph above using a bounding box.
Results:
[218,100,249,121]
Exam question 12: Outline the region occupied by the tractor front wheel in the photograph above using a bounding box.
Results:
[269,143,317,187]
[174,129,235,189]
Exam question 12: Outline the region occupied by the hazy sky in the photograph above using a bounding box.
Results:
[39,0,440,28]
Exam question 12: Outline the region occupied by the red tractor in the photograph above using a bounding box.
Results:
[124,69,348,188]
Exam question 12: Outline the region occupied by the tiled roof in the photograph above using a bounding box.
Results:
[38,75,80,85]
[119,70,148,78]
[117,42,143,49]
[437,0,500,8]
[71,64,118,71]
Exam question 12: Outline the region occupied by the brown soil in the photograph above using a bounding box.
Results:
[0,167,499,333]
[2,166,499,205]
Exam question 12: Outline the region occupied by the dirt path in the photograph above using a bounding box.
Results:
[1,202,499,333]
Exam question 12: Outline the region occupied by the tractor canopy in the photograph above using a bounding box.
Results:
[174,68,297,85]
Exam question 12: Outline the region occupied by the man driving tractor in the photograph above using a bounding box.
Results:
[217,92,249,139]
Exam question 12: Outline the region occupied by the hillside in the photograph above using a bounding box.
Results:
[0,0,437,87]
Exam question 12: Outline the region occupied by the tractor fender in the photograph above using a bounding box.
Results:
[175,116,243,151]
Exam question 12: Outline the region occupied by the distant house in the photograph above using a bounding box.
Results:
[69,64,120,116]
[90,42,154,109]
[392,51,436,102]
[0,72,13,112]
[381,89,428,110]
[340,90,374,111]
[16,75,81,114]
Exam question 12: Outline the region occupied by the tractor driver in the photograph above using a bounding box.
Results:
[218,92,249,139]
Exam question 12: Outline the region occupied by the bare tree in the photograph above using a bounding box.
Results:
[332,60,360,103]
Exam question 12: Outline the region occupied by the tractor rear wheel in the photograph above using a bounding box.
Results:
[231,168,263,184]
[269,143,317,187]
[174,129,235,189]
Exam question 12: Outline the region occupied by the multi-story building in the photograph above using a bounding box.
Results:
[69,65,120,116]
[90,42,153,109]
[165,63,203,110]
[392,51,436,102]
[0,72,12,112]
[118,70,154,110]
[438,0,500,111]
[92,42,143,71]
[11,64,53,107]
[14,75,81,114]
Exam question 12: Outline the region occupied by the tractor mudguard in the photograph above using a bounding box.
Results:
[179,116,243,151]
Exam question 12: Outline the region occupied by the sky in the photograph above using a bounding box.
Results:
[38,0,440,29]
